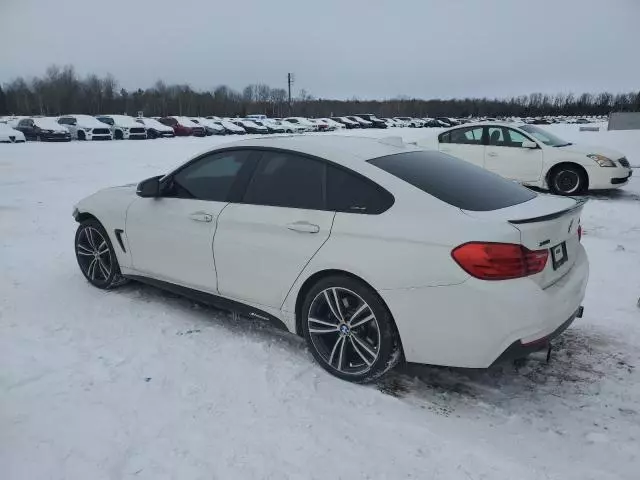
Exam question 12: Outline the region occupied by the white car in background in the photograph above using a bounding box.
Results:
[72,135,588,383]
[57,115,113,140]
[383,118,400,128]
[135,117,175,138]
[271,119,304,133]
[394,117,422,128]
[0,122,26,143]
[319,118,345,130]
[191,117,226,135]
[216,120,246,134]
[96,115,147,140]
[419,122,632,195]
[284,117,317,132]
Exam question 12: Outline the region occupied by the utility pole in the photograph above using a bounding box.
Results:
[287,73,294,116]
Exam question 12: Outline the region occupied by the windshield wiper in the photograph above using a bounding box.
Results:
[554,142,572,147]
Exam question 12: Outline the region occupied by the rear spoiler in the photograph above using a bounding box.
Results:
[508,198,587,225]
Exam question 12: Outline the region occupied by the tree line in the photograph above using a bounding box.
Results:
[1,65,639,119]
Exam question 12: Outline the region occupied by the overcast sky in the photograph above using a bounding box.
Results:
[1,0,638,100]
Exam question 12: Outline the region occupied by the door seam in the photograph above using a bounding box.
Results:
[211,202,232,293]
[279,211,337,311]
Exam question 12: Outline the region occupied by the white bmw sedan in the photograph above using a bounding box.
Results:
[419,122,632,195]
[73,136,589,382]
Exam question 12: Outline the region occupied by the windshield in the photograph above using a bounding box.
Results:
[519,125,571,147]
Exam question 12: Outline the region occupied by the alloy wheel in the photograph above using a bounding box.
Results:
[307,287,380,375]
[76,226,112,282]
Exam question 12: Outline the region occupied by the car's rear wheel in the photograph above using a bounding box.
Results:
[301,275,402,383]
[75,219,127,289]
[549,165,587,195]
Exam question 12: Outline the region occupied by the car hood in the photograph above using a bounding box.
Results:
[557,143,625,160]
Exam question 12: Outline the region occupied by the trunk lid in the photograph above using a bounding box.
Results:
[463,194,585,288]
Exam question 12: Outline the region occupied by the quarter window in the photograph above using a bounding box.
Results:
[167,150,250,201]
[243,151,324,210]
[327,166,393,214]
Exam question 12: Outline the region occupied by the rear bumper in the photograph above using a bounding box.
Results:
[380,244,589,368]
[491,306,583,365]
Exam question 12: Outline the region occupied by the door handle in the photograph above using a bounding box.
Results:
[189,212,213,222]
[286,221,320,233]
[487,152,498,157]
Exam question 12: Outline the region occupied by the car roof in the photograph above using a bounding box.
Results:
[442,121,525,129]
[208,135,422,167]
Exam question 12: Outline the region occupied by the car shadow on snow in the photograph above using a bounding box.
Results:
[116,281,636,417]
[378,326,636,417]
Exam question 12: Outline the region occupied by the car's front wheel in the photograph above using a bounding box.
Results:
[75,219,126,289]
[549,165,587,195]
[301,275,402,383]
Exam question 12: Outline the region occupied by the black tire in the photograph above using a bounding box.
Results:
[549,165,587,195]
[114,130,124,140]
[74,219,127,289]
[77,130,86,141]
[148,129,158,139]
[300,275,402,383]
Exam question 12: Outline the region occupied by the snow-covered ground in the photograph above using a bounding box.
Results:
[1,126,639,479]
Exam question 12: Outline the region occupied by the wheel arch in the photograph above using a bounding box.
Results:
[545,161,589,191]
[293,268,399,340]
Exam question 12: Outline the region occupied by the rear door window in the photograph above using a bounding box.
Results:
[243,151,325,210]
[450,126,484,145]
[368,150,536,211]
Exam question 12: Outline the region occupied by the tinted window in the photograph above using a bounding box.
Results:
[243,151,324,210]
[327,166,393,214]
[58,117,74,125]
[168,150,249,201]
[97,117,114,125]
[368,151,536,211]
[18,119,30,127]
[450,126,484,145]
[439,131,451,143]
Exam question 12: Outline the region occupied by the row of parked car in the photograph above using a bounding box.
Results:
[0,113,464,143]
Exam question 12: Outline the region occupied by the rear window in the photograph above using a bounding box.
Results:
[368,151,536,211]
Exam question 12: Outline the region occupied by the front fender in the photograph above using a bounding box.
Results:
[74,186,137,269]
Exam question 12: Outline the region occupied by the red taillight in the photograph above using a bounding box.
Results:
[578,224,582,241]
[451,242,549,280]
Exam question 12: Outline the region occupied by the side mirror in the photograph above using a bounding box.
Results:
[522,140,538,149]
[136,175,162,198]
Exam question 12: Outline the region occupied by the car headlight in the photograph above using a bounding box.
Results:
[587,154,616,167]
[84,128,92,133]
